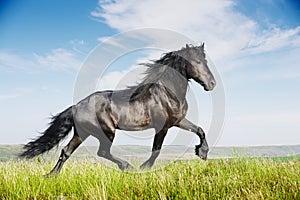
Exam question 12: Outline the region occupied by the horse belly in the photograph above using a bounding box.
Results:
[118,112,151,131]
[112,104,152,131]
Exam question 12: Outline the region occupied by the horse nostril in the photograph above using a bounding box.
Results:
[210,79,216,88]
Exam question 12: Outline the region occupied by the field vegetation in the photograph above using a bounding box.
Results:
[1,157,299,199]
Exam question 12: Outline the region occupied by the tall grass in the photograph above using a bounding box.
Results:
[0,158,299,199]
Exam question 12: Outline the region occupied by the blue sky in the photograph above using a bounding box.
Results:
[0,0,299,146]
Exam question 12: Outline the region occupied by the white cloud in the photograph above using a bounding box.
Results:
[97,36,127,49]
[34,48,82,71]
[0,51,36,72]
[69,39,90,55]
[96,65,146,90]
[92,0,300,63]
[245,26,300,54]
[0,48,83,73]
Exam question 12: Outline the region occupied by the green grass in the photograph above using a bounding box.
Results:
[1,158,299,199]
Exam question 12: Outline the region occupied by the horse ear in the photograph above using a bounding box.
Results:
[201,43,205,48]
[186,44,189,49]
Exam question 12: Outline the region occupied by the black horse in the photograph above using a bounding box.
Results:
[20,44,216,174]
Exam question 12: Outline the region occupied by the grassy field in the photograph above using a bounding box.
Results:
[1,158,299,199]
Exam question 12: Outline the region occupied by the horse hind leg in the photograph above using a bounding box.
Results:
[96,131,134,171]
[46,128,86,176]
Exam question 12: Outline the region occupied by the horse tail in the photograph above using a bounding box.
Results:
[19,106,74,158]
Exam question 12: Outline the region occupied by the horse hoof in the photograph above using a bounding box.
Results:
[119,162,134,171]
[200,155,207,160]
[125,163,134,170]
[140,162,152,170]
[43,172,57,178]
[140,164,149,170]
[195,144,208,161]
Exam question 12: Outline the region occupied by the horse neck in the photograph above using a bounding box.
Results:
[158,66,188,103]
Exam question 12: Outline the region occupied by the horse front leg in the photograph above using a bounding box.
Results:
[176,118,209,160]
[140,128,168,169]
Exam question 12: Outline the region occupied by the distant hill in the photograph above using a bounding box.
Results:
[1,144,299,162]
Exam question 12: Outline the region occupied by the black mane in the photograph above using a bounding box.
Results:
[128,44,205,100]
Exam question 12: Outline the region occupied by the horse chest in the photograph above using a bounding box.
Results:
[168,100,188,123]
[150,97,188,126]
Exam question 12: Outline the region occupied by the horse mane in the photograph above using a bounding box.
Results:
[128,49,189,101]
[127,44,205,101]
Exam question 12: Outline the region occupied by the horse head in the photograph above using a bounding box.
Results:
[184,43,216,91]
